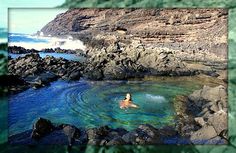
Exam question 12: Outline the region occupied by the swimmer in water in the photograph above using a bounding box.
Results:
[120,93,139,109]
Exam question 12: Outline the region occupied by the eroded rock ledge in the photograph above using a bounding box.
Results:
[176,85,228,144]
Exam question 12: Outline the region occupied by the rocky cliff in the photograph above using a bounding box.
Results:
[40,9,228,80]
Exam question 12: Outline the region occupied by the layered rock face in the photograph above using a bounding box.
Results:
[40,9,227,80]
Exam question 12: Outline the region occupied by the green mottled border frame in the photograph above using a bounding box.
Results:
[1,0,236,152]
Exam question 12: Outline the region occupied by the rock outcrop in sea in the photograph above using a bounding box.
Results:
[7,53,83,94]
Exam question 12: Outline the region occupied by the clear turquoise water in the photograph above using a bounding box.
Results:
[9,79,202,136]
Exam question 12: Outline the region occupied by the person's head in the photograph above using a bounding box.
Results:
[126,93,131,100]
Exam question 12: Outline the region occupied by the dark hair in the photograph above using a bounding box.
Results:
[124,93,132,101]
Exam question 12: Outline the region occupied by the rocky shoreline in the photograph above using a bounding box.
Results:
[6,45,227,95]
[7,53,83,94]
[9,118,180,145]
[175,85,228,144]
[8,45,83,54]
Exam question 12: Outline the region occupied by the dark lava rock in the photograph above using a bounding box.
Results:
[106,136,126,145]
[8,53,84,91]
[87,125,110,140]
[24,72,58,88]
[83,66,104,80]
[122,124,163,145]
[9,46,38,54]
[62,125,81,146]
[158,126,178,137]
[68,71,81,80]
[31,118,55,140]
[0,75,30,94]
[8,53,44,77]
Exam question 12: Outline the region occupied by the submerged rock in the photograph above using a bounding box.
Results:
[31,118,55,140]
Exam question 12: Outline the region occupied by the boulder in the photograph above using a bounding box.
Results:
[31,118,55,140]
[87,126,110,141]
[122,130,138,144]
[122,124,163,144]
[68,71,81,80]
[158,126,178,137]
[208,111,227,135]
[63,125,80,146]
[83,66,104,80]
[190,125,218,144]
[194,117,206,127]
[107,136,126,145]
[24,72,58,88]
[187,85,227,116]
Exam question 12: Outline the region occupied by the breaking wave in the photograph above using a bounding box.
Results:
[8,33,86,51]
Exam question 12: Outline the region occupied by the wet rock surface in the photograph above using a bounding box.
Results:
[8,53,83,93]
[31,118,55,140]
[9,46,38,54]
[177,85,228,144]
[9,118,182,145]
[8,46,79,54]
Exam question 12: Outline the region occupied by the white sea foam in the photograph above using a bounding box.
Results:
[9,34,86,51]
[145,94,166,102]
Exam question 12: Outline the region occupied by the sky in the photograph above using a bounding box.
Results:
[0,0,65,29]
[9,9,67,34]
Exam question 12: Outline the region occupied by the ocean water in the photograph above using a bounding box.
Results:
[8,79,203,136]
[8,33,86,61]
[9,33,86,50]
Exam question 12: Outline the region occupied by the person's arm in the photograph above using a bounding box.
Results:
[129,103,139,108]
[120,100,126,109]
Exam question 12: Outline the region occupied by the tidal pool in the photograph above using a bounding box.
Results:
[9,77,218,136]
